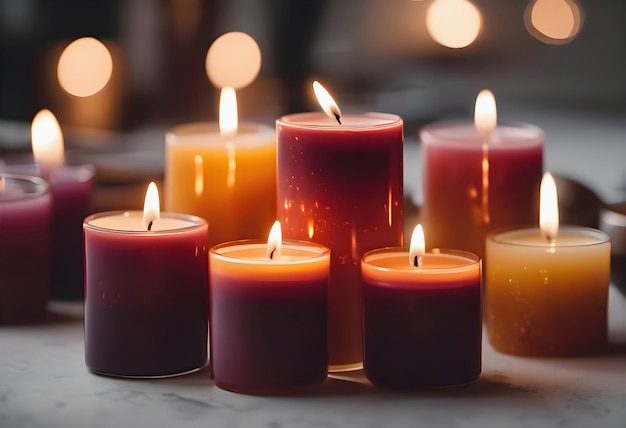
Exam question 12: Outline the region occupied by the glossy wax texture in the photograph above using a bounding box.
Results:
[421,122,543,259]
[277,112,404,370]
[165,123,276,247]
[84,212,209,377]
[362,249,482,388]
[0,175,52,324]
[210,241,330,394]
[485,226,611,356]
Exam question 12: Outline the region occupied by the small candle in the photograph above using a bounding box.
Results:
[277,81,404,371]
[599,202,626,294]
[165,87,276,248]
[361,225,482,388]
[0,174,52,324]
[84,182,209,377]
[420,90,544,259]
[486,173,611,356]
[209,221,330,395]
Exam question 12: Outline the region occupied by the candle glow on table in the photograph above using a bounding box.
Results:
[83,183,209,377]
[485,173,611,357]
[277,82,404,371]
[0,174,52,324]
[209,222,330,395]
[420,90,544,259]
[361,225,482,388]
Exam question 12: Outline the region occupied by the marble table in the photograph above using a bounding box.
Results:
[1,286,626,428]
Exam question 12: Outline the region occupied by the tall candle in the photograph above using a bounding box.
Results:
[277,82,404,371]
[165,88,276,247]
[420,90,543,259]
[0,174,52,324]
[361,225,482,388]
[84,183,209,377]
[485,173,611,356]
[209,222,330,395]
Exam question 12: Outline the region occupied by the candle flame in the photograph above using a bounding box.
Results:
[474,89,497,137]
[313,81,342,124]
[142,182,160,231]
[219,86,238,137]
[31,109,64,176]
[409,224,426,267]
[266,220,282,260]
[540,172,559,243]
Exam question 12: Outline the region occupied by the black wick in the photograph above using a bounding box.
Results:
[413,255,419,267]
[269,248,276,260]
[334,113,342,125]
[147,221,153,231]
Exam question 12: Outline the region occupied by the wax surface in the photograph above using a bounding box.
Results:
[485,226,611,356]
[84,212,209,377]
[421,122,543,259]
[277,112,404,370]
[165,122,276,247]
[362,248,482,388]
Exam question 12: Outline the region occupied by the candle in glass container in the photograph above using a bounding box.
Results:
[209,221,330,395]
[277,81,404,371]
[485,173,611,357]
[0,174,52,324]
[362,225,482,388]
[84,182,209,377]
[421,90,543,259]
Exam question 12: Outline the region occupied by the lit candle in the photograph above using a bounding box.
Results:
[83,182,209,377]
[485,173,611,356]
[420,90,544,259]
[361,225,482,388]
[277,81,404,371]
[209,221,330,395]
[0,174,52,324]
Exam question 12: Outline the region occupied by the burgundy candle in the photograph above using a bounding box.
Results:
[209,223,330,395]
[277,83,403,371]
[0,174,52,324]
[361,225,482,388]
[83,183,208,377]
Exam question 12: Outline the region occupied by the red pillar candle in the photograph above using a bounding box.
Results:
[209,222,330,395]
[277,82,404,371]
[361,225,482,388]
[0,174,52,324]
[83,183,208,378]
[420,90,543,259]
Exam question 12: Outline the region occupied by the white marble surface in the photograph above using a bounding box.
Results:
[1,287,626,428]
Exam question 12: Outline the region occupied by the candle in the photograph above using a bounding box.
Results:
[209,221,330,394]
[165,87,276,247]
[599,202,626,294]
[0,174,52,324]
[485,173,611,356]
[420,90,544,259]
[83,182,209,377]
[361,225,482,388]
[277,81,404,371]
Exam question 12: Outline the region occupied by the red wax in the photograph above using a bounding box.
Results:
[277,112,404,371]
[84,211,209,377]
[0,174,52,324]
[210,241,330,395]
[361,248,482,388]
[421,122,543,259]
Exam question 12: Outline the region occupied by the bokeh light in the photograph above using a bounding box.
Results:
[57,37,113,97]
[426,0,482,49]
[525,0,584,45]
[205,32,261,89]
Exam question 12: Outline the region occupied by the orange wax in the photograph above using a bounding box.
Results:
[165,123,276,247]
[485,226,611,356]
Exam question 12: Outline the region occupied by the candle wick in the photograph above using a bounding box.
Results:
[334,112,342,125]
[269,248,276,260]
[147,221,153,231]
[413,255,419,267]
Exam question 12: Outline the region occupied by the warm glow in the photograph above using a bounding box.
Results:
[525,0,583,45]
[226,141,236,188]
[474,89,497,137]
[142,182,160,231]
[426,0,482,49]
[206,31,261,89]
[57,37,113,97]
[540,172,559,243]
[194,155,204,196]
[409,224,426,267]
[0,176,5,194]
[31,109,64,175]
[266,220,282,260]
[219,87,238,137]
[313,81,342,124]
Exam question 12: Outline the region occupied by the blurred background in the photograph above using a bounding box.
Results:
[1,0,625,209]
